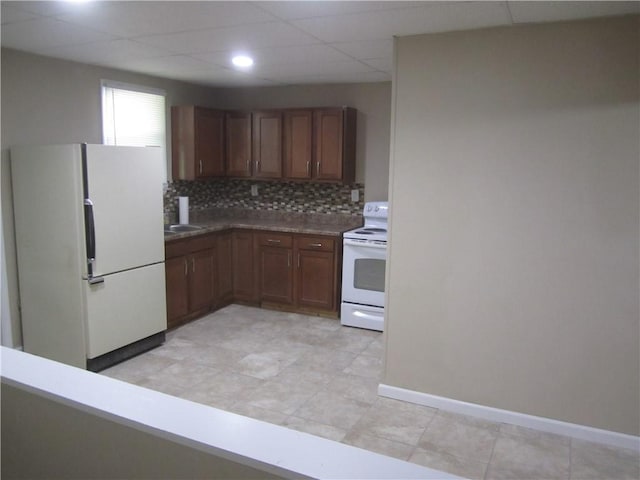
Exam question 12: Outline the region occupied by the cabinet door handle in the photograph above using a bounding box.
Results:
[256,160,260,172]
[287,252,291,268]
[192,258,195,273]
[267,239,281,244]
[306,160,310,174]
[316,160,320,174]
[309,243,322,248]
[199,159,203,174]
[246,159,250,172]
[184,259,188,277]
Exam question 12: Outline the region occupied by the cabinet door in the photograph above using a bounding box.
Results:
[296,250,336,311]
[225,112,252,177]
[313,108,344,181]
[232,231,257,301]
[284,109,312,179]
[217,231,233,304]
[253,111,282,178]
[195,108,225,177]
[189,249,215,313]
[259,246,293,304]
[165,256,189,328]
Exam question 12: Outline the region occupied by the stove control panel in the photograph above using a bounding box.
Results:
[363,201,389,219]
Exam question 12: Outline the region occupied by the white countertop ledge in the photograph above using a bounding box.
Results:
[0,347,462,480]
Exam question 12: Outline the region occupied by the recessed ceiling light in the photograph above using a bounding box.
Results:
[232,55,254,68]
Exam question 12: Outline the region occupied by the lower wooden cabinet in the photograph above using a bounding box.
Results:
[257,231,338,314]
[165,229,341,329]
[232,230,258,302]
[257,232,294,305]
[295,236,337,312]
[165,234,217,329]
[217,231,233,304]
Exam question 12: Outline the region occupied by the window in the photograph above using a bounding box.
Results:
[101,80,167,178]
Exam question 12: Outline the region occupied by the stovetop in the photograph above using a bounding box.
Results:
[343,201,389,242]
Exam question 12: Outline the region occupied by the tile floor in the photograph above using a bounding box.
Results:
[102,305,639,480]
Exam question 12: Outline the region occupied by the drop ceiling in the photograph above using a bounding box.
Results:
[1,1,638,87]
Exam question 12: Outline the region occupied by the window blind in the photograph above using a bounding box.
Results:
[102,83,166,149]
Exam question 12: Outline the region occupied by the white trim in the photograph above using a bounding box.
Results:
[378,384,640,451]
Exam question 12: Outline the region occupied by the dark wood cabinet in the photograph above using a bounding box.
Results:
[232,230,257,302]
[295,236,337,312]
[171,106,224,180]
[216,231,233,305]
[253,111,283,179]
[257,233,293,305]
[225,111,252,177]
[188,249,215,313]
[313,107,356,183]
[284,109,313,179]
[165,229,341,328]
[165,234,217,329]
[165,256,190,324]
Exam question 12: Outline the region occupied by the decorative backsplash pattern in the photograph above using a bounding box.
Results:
[164,180,365,216]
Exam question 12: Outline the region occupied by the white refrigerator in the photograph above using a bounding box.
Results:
[11,144,167,371]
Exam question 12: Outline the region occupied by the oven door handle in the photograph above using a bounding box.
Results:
[343,239,387,249]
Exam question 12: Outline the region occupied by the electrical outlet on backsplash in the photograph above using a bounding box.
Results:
[163,179,365,217]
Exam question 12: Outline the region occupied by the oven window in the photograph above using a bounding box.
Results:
[354,259,386,292]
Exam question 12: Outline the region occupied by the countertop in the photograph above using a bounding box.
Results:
[164,208,363,242]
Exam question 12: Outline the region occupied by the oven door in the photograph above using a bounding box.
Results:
[341,238,387,308]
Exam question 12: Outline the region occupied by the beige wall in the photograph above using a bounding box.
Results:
[1,48,391,348]
[212,82,392,202]
[1,384,284,479]
[385,16,639,436]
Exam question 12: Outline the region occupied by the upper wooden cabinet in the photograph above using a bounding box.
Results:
[283,109,313,179]
[225,111,252,177]
[172,105,356,183]
[171,106,224,180]
[284,107,356,183]
[253,111,283,179]
[313,107,356,183]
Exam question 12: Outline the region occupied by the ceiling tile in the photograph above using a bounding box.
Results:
[195,44,354,68]
[0,17,115,53]
[114,55,215,78]
[277,71,391,85]
[508,1,640,23]
[136,22,320,55]
[291,2,512,42]
[255,60,376,78]
[0,3,40,24]
[40,40,171,68]
[361,57,393,73]
[330,39,394,60]
[9,0,82,17]
[56,1,277,38]
[254,1,424,20]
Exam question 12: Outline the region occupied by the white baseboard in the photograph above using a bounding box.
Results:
[378,384,640,451]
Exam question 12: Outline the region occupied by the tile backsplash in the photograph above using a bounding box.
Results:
[164,179,365,216]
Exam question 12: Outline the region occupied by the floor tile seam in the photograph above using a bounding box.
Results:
[353,428,423,456]
[482,419,501,480]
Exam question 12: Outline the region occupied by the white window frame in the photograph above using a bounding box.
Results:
[101,80,168,180]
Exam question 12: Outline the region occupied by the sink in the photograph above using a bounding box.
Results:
[164,224,204,233]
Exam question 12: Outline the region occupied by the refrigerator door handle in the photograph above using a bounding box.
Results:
[84,198,96,276]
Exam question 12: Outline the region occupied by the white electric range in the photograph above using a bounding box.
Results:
[341,201,388,331]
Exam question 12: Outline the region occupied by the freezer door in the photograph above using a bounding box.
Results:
[84,145,165,277]
[85,263,167,359]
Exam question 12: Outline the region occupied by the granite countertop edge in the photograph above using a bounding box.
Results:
[164,218,362,242]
